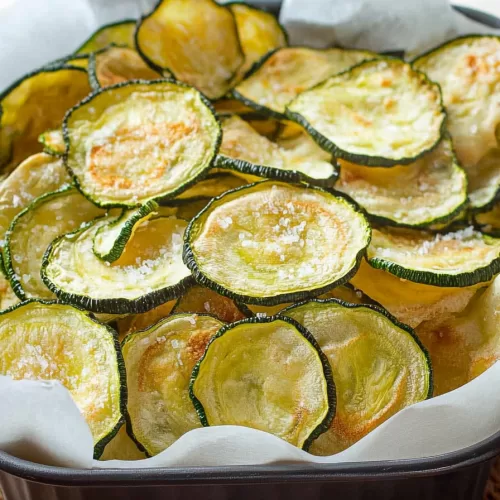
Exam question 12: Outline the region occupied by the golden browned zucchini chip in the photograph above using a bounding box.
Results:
[414,36,500,210]
[190,316,335,450]
[123,313,224,456]
[282,299,431,455]
[136,0,244,99]
[76,20,136,54]
[233,47,375,119]
[100,426,146,461]
[184,181,371,305]
[336,138,467,227]
[0,65,91,175]
[63,80,221,207]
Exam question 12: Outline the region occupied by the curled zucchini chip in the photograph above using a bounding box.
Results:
[38,129,66,156]
[0,301,126,458]
[215,115,338,187]
[172,284,250,322]
[0,153,70,244]
[336,138,467,227]
[281,299,431,455]
[413,36,500,210]
[89,46,161,90]
[3,187,105,300]
[475,202,500,237]
[368,227,500,287]
[184,181,371,305]
[42,215,192,314]
[190,316,335,449]
[63,80,221,207]
[228,2,288,77]
[351,260,480,327]
[175,172,248,201]
[136,0,244,99]
[123,314,224,456]
[416,277,500,396]
[93,201,158,263]
[100,425,146,461]
[233,47,375,119]
[286,58,446,166]
[76,20,136,54]
[0,66,91,174]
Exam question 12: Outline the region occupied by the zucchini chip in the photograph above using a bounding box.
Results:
[123,314,224,456]
[413,36,500,210]
[368,227,500,287]
[233,47,375,119]
[63,80,221,207]
[281,299,431,455]
[0,273,18,311]
[416,278,500,396]
[76,20,136,54]
[175,172,248,201]
[0,65,91,175]
[175,198,212,221]
[184,181,371,305]
[42,215,192,314]
[351,260,481,327]
[228,2,288,77]
[0,301,125,458]
[89,46,161,90]
[336,138,467,227]
[0,153,70,244]
[190,316,335,449]
[286,58,446,166]
[93,201,158,263]
[172,284,250,322]
[215,115,338,187]
[100,425,146,461]
[3,187,105,300]
[475,202,500,237]
[136,0,244,99]
[38,129,66,156]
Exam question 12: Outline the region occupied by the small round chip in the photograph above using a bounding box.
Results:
[190,316,335,449]
[63,80,221,207]
[183,181,371,305]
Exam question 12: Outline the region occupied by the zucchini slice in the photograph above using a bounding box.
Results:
[89,46,161,90]
[351,260,480,327]
[475,202,500,237]
[190,316,335,450]
[76,20,136,54]
[336,138,467,227]
[172,284,250,322]
[368,227,500,287]
[228,2,288,77]
[123,313,224,456]
[136,0,244,100]
[286,58,446,166]
[281,299,431,455]
[416,279,500,396]
[93,201,158,263]
[184,181,371,305]
[0,300,126,458]
[3,187,105,300]
[63,80,221,207]
[233,47,375,119]
[38,129,66,156]
[100,425,146,461]
[413,36,500,210]
[0,65,91,175]
[215,115,338,187]
[0,153,70,244]
[175,172,248,201]
[42,215,192,314]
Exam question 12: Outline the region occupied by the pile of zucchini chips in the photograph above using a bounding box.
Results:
[0,0,500,461]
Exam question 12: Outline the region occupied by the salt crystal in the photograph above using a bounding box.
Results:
[204,301,211,312]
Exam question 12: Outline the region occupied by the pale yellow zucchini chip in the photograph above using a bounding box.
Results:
[100,425,146,461]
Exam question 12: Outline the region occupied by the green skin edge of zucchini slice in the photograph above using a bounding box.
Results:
[134,0,244,100]
[214,153,339,188]
[278,297,434,400]
[121,311,224,458]
[188,315,336,451]
[284,58,448,167]
[0,298,128,459]
[40,216,197,314]
[93,201,159,263]
[62,78,222,209]
[182,181,371,306]
[75,19,137,55]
